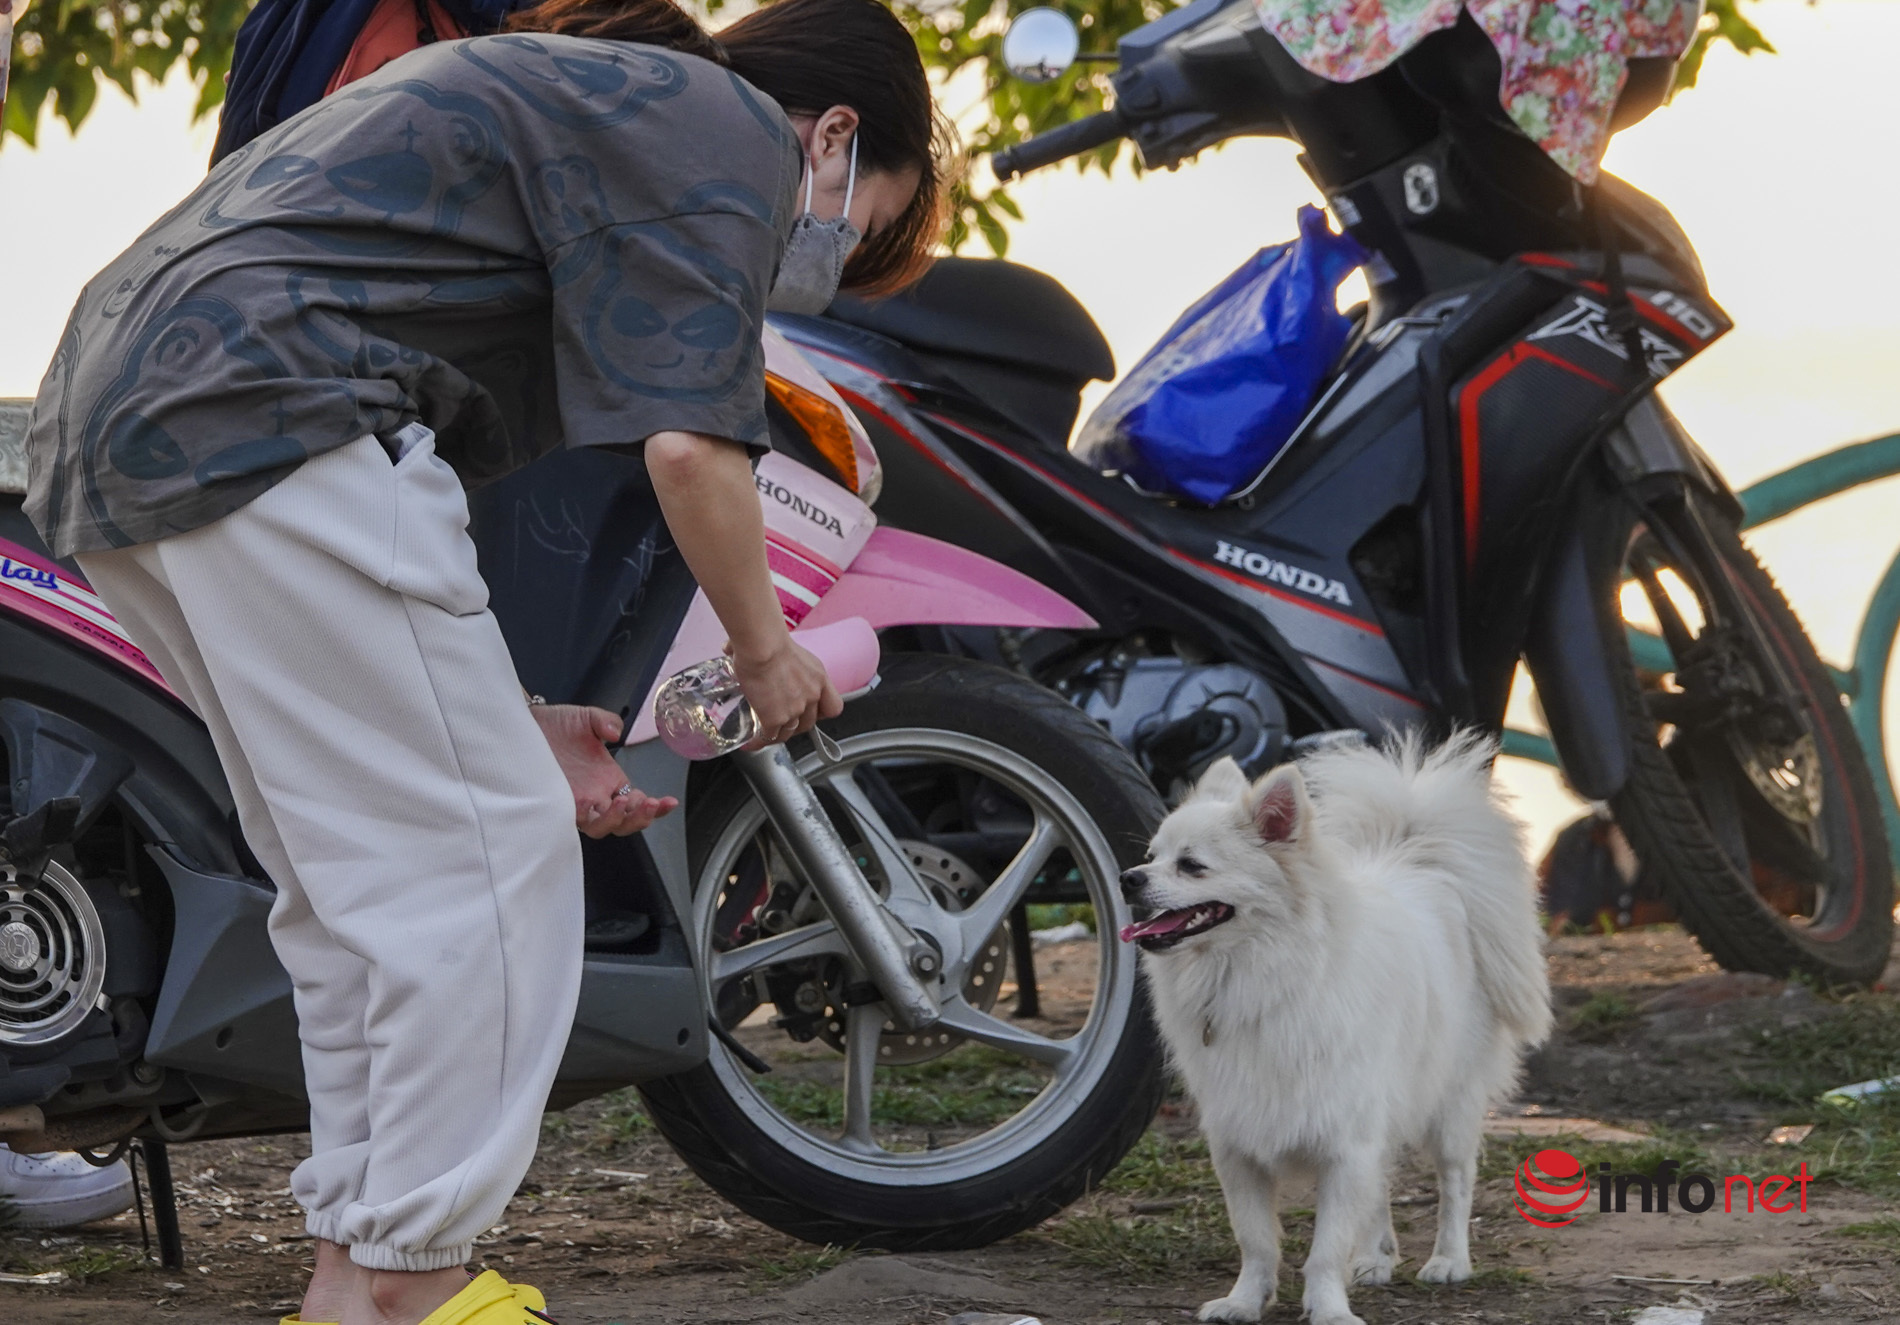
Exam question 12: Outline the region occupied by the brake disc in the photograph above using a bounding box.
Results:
[1729,726,1824,826]
[815,839,1009,1066]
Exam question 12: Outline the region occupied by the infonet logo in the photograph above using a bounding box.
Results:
[1513,1148,1816,1228]
[1211,541,1353,607]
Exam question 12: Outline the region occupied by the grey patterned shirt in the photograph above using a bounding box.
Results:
[26,34,800,556]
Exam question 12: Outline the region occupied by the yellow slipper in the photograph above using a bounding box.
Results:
[279,1273,552,1325]
[418,1270,553,1325]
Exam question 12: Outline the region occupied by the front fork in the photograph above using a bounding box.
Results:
[730,744,943,1032]
[1522,405,1752,802]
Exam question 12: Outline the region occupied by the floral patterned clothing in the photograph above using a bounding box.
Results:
[1253,0,1701,180]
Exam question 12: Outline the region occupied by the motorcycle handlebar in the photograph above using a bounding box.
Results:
[990,108,1127,181]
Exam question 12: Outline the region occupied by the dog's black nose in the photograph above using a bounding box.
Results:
[1119,867,1148,899]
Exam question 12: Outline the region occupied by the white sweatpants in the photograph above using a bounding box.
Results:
[77,428,584,1272]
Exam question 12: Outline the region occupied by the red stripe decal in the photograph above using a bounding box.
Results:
[767,543,836,597]
[1457,344,1617,571]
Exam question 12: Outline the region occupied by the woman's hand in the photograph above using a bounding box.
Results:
[731,636,843,747]
[529,703,678,837]
[642,430,841,746]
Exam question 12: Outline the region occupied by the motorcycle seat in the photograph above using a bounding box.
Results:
[828,258,1115,445]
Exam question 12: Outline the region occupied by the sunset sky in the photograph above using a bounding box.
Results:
[4,0,1897,850]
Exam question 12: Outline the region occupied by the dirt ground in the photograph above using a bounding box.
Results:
[7,926,1900,1325]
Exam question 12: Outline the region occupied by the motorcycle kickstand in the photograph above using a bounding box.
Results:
[138,1138,185,1270]
[1008,901,1041,1019]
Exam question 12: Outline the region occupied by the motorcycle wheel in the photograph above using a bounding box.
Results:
[1605,491,1893,985]
[639,653,1168,1249]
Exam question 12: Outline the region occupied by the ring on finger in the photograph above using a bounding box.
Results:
[613,783,634,800]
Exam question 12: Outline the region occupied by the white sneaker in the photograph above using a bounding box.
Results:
[0,1144,136,1228]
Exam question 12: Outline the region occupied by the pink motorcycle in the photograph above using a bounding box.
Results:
[0,331,1163,1252]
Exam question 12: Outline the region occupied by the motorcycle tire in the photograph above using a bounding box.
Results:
[639,653,1168,1250]
[1605,495,1894,986]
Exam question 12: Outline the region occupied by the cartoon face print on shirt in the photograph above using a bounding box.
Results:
[576,213,765,405]
[528,155,614,248]
[458,35,689,130]
[199,79,510,254]
[100,245,185,320]
[76,296,357,545]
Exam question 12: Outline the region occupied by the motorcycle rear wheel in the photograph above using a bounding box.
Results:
[1605,494,1893,986]
[639,654,1168,1249]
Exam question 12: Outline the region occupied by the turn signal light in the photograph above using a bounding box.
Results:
[766,372,861,494]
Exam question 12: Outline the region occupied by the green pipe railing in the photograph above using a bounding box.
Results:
[1503,433,1900,867]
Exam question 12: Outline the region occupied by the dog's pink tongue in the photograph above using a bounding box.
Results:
[1119,911,1191,943]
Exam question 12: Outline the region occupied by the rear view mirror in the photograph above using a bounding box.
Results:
[1002,8,1081,83]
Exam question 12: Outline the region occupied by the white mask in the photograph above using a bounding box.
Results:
[768,133,863,315]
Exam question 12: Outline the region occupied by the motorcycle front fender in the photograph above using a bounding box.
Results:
[622,527,1096,745]
[801,526,1097,634]
[1520,493,1631,802]
[1520,399,1742,803]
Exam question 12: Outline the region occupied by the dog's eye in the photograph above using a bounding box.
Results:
[1177,855,1207,877]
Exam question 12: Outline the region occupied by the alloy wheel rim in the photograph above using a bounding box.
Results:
[691,726,1134,1185]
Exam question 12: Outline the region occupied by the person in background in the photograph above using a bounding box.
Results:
[0,1143,134,1229]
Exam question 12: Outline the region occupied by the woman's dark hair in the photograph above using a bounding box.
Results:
[505,0,950,293]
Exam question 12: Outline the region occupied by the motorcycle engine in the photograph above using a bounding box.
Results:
[1062,646,1287,801]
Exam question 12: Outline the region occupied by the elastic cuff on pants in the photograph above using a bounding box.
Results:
[304,1209,350,1246]
[349,1240,475,1272]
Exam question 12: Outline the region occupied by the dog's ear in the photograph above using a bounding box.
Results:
[1247,762,1311,848]
[1192,757,1250,803]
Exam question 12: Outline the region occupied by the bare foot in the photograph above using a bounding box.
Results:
[301,1239,369,1322]
[530,703,678,837]
[342,1265,470,1325]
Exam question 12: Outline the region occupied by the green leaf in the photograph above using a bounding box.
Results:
[56,60,99,131]
[973,197,1010,257]
[0,0,1791,241]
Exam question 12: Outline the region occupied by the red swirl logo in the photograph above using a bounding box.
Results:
[1513,1148,1589,1227]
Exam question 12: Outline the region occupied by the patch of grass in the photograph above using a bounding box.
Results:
[1046,1202,1238,1277]
[58,1246,147,1282]
[1568,991,1642,1040]
[1047,1130,1235,1278]
[1480,1128,1715,1183]
[1796,1095,1900,1198]
[1738,995,1900,1197]
[1395,1264,1535,1292]
[1832,1213,1900,1254]
[1025,903,1095,933]
[544,1087,653,1149]
[1045,1133,1325,1280]
[1464,1265,1534,1288]
[1752,1269,1811,1301]
[594,1087,654,1139]
[1099,1131,1222,1199]
[755,1044,1048,1130]
[747,1244,851,1286]
[0,1244,148,1281]
[1746,994,1900,1105]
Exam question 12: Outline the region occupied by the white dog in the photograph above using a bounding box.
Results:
[1120,733,1552,1325]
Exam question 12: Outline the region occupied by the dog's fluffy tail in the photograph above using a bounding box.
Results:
[1301,729,1555,1047]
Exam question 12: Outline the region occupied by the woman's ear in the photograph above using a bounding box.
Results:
[808,105,861,166]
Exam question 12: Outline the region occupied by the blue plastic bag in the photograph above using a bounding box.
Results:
[1074,206,1367,504]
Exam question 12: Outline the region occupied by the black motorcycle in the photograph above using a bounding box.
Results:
[773,0,1895,985]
